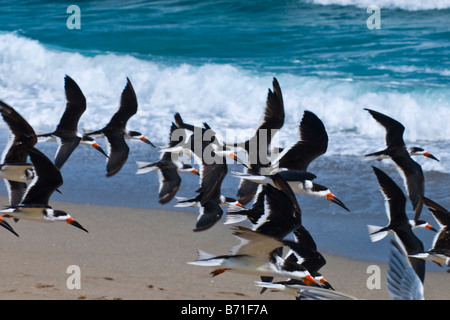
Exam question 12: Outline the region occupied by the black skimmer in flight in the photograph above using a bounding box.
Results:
[231,169,349,212]
[191,154,232,232]
[37,75,108,169]
[0,101,37,207]
[229,78,285,205]
[364,108,439,219]
[268,110,349,212]
[170,113,244,165]
[367,166,436,243]
[368,166,427,283]
[409,197,450,268]
[135,122,200,204]
[168,115,246,231]
[0,147,88,232]
[387,240,424,300]
[187,226,317,286]
[225,181,302,239]
[281,225,332,290]
[225,174,306,292]
[254,281,357,300]
[84,78,155,177]
[175,194,241,209]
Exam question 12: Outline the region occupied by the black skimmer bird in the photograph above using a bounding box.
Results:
[135,122,200,204]
[175,194,241,209]
[187,226,317,286]
[0,147,88,232]
[84,78,155,177]
[0,100,37,207]
[282,226,332,290]
[232,169,349,212]
[268,110,349,212]
[229,78,285,205]
[170,113,244,165]
[364,108,439,219]
[387,240,424,300]
[37,75,108,169]
[368,166,427,283]
[225,181,302,238]
[367,166,436,243]
[191,158,231,232]
[225,174,308,292]
[254,281,358,300]
[409,197,450,268]
[169,115,246,231]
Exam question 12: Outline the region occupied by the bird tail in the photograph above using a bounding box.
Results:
[224,212,248,225]
[367,225,389,242]
[254,281,300,297]
[174,196,199,207]
[186,249,222,266]
[363,150,389,161]
[135,161,158,174]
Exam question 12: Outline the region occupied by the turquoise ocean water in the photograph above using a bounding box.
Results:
[0,0,449,264]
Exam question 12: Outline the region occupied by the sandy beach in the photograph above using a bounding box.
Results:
[0,196,447,301]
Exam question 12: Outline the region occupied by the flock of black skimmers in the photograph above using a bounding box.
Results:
[0,75,447,300]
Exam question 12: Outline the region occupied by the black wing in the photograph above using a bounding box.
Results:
[254,77,285,143]
[390,153,424,219]
[372,166,408,226]
[55,75,86,132]
[423,197,450,227]
[21,147,63,206]
[104,78,138,130]
[254,184,302,239]
[157,161,182,204]
[105,130,129,177]
[365,108,406,148]
[5,180,28,207]
[198,162,227,205]
[277,110,328,171]
[0,100,37,163]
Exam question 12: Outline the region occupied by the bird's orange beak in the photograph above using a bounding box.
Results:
[303,275,318,287]
[140,136,156,148]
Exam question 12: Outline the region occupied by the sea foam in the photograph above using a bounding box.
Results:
[0,32,449,173]
[307,0,450,11]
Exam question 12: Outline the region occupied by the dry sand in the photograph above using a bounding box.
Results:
[0,196,447,301]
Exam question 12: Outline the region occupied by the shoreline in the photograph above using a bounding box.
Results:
[0,197,447,300]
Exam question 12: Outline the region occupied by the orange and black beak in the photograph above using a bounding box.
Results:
[92,142,109,158]
[229,152,248,168]
[192,168,200,176]
[140,136,156,148]
[423,152,439,162]
[66,217,89,233]
[0,217,19,237]
[302,275,319,287]
[319,278,334,290]
[326,193,350,212]
[425,223,438,232]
